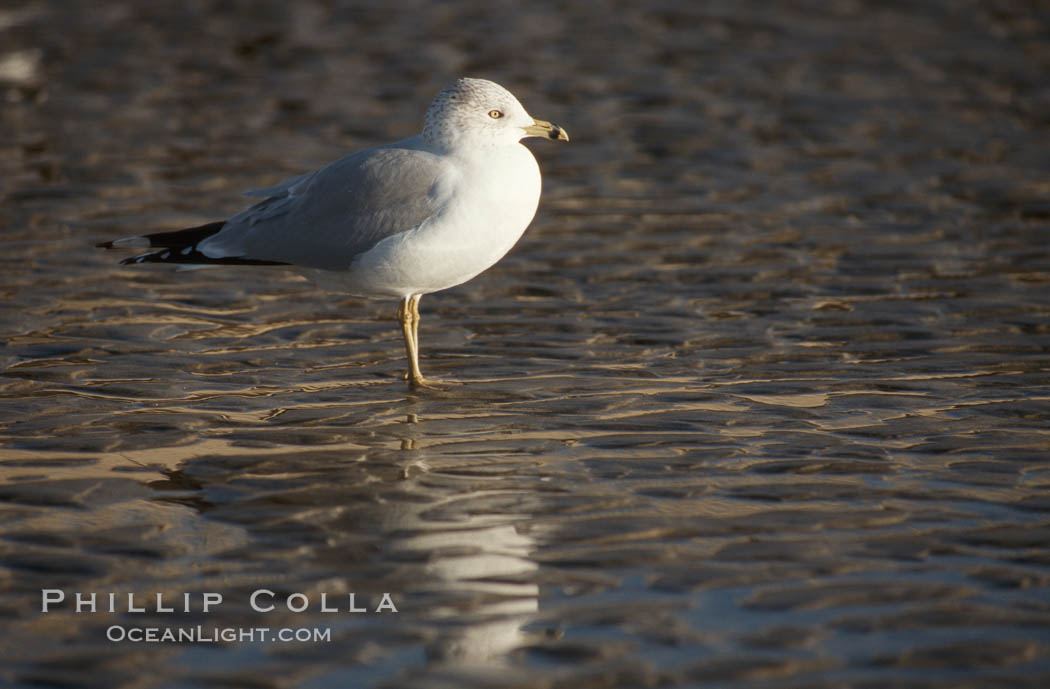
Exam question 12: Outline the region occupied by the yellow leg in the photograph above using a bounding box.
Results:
[410,294,422,357]
[398,294,433,388]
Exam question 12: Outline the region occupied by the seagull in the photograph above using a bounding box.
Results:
[98,77,568,388]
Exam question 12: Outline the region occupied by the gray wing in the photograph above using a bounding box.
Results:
[199,136,447,271]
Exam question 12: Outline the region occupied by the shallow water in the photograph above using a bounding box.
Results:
[2,0,1050,687]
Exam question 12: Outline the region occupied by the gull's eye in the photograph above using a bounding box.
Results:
[488,109,503,119]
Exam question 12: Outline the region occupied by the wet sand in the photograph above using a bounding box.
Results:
[2,1,1049,687]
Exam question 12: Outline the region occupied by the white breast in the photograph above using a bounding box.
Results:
[338,142,542,298]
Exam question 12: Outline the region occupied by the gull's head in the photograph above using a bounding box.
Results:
[423,77,569,150]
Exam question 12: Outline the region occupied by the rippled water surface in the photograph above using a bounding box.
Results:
[2,1,1049,687]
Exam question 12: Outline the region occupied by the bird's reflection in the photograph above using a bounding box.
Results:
[383,411,539,667]
[389,511,538,665]
[138,404,544,679]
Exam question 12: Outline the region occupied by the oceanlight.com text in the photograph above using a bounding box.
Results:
[106,625,332,643]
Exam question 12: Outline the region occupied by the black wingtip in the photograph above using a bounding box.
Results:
[118,248,289,266]
[99,220,289,267]
[97,220,228,253]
